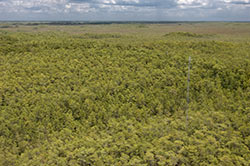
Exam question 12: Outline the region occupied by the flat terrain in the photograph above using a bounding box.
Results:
[1,22,250,40]
[0,22,249,165]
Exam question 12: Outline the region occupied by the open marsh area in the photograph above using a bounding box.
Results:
[0,22,250,165]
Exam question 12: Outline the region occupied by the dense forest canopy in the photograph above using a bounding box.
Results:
[0,23,250,165]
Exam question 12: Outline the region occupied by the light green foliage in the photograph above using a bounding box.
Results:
[0,27,249,165]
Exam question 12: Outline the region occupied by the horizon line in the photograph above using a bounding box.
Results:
[1,20,250,23]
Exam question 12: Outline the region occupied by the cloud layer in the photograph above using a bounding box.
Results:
[0,0,249,21]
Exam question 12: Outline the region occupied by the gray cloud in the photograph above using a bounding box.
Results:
[230,1,250,5]
[0,0,249,21]
[68,0,177,8]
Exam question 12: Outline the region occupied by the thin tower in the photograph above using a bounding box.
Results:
[186,56,191,127]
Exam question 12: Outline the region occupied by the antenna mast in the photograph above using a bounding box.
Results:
[186,56,191,127]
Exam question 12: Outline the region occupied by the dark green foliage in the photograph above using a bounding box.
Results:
[0,30,249,165]
[83,33,122,39]
[164,32,213,39]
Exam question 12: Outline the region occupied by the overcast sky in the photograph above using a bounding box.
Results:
[0,0,249,21]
